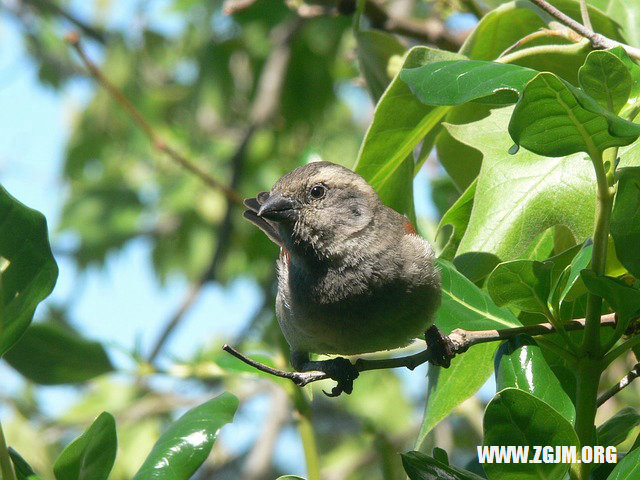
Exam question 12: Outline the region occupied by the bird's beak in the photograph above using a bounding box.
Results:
[258,192,299,222]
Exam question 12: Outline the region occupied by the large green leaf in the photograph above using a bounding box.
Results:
[401,451,486,480]
[495,336,575,424]
[482,388,579,480]
[416,260,520,446]
[353,46,462,217]
[448,107,596,266]
[402,60,536,106]
[4,322,113,385]
[486,260,553,314]
[0,185,58,356]
[606,444,640,479]
[53,412,117,480]
[509,72,640,157]
[597,407,640,446]
[132,392,238,480]
[610,168,640,278]
[578,50,632,114]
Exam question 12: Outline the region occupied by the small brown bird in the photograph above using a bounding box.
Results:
[244,161,441,395]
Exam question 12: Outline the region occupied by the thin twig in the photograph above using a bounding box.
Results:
[223,314,617,388]
[597,362,640,407]
[23,0,107,43]
[64,32,244,207]
[528,0,640,59]
[579,0,593,31]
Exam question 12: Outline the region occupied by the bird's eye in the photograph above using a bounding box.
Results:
[309,184,326,199]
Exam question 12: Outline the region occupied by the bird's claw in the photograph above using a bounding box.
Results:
[319,357,359,397]
[425,325,456,368]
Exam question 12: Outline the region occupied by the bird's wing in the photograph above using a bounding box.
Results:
[243,193,284,247]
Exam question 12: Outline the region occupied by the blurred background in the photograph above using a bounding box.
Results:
[3,1,634,479]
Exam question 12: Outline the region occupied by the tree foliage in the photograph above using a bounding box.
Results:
[2,0,640,479]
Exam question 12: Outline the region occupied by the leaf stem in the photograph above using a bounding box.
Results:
[579,0,592,31]
[0,422,17,480]
[496,41,588,65]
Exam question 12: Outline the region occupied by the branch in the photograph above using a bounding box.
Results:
[64,32,244,207]
[528,0,640,60]
[597,362,640,407]
[222,313,617,388]
[22,0,107,44]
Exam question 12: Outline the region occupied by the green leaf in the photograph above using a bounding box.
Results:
[3,322,113,385]
[495,335,576,424]
[354,46,463,217]
[606,444,640,479]
[486,260,553,314]
[436,259,521,332]
[459,2,546,61]
[275,476,306,480]
[589,0,640,49]
[417,260,520,446]
[434,104,485,190]
[9,448,41,480]
[483,388,579,480]
[401,60,537,106]
[597,407,640,446]
[448,107,596,266]
[509,72,640,157]
[549,241,593,316]
[437,179,476,260]
[611,168,640,277]
[0,185,58,356]
[401,451,487,480]
[356,29,406,101]
[53,412,117,480]
[578,50,632,114]
[581,271,640,331]
[132,392,238,480]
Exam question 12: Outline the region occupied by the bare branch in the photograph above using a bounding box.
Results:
[223,313,617,389]
[597,362,640,407]
[528,0,640,60]
[64,32,244,207]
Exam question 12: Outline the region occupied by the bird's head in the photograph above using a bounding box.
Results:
[258,161,381,260]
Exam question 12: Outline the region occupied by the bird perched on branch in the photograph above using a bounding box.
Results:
[243,161,442,395]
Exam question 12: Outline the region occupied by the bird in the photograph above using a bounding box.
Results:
[243,161,442,395]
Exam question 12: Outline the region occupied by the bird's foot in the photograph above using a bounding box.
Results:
[293,354,359,397]
[425,325,456,368]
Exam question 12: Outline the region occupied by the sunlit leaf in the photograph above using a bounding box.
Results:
[495,336,575,424]
[132,392,238,480]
